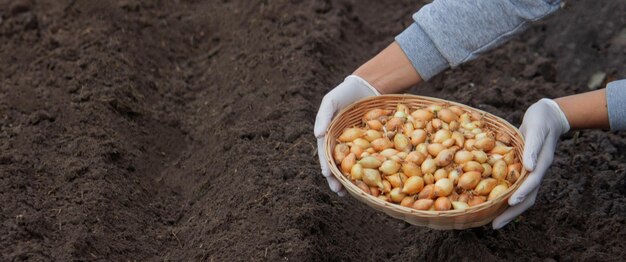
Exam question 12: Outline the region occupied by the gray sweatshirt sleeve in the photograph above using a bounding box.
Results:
[395,0,562,80]
[606,80,626,131]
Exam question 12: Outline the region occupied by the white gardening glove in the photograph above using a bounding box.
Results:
[314,75,381,196]
[492,98,570,229]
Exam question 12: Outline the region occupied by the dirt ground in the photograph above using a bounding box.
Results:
[1,0,625,261]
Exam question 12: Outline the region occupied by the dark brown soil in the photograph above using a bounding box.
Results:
[1,0,625,261]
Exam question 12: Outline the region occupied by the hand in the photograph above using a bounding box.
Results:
[493,98,570,229]
[314,75,380,196]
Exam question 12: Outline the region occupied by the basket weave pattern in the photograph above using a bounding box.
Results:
[325,94,527,230]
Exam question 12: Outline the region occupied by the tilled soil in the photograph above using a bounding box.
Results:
[1,0,625,261]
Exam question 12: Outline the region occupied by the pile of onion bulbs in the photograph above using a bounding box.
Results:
[333,103,522,211]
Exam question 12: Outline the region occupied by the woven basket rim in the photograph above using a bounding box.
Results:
[324,94,527,222]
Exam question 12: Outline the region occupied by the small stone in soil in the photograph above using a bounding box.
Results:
[587,72,606,90]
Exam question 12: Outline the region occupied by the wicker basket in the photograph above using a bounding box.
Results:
[324,94,527,230]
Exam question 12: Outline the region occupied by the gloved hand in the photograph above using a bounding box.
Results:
[493,98,570,229]
[314,75,381,196]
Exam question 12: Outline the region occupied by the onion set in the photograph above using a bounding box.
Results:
[332,103,523,212]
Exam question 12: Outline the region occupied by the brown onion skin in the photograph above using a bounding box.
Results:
[435,149,454,167]
[385,117,405,132]
[451,201,469,211]
[467,196,486,207]
[410,129,428,146]
[333,144,350,163]
[437,108,458,123]
[412,109,434,122]
[474,137,496,151]
[421,159,437,175]
[434,169,448,181]
[402,176,425,195]
[382,180,392,193]
[490,145,513,155]
[433,178,453,197]
[363,129,383,142]
[400,196,416,207]
[405,151,425,165]
[358,156,382,169]
[402,162,422,177]
[341,153,356,174]
[350,145,364,159]
[387,173,407,188]
[423,173,435,185]
[371,138,394,151]
[379,160,401,175]
[458,171,482,190]
[488,184,508,200]
[367,120,383,131]
[418,184,436,199]
[339,128,363,142]
[390,188,406,203]
[363,109,392,121]
[413,199,434,210]
[393,133,411,152]
[492,160,507,180]
[355,181,371,195]
[442,138,456,148]
[474,178,497,195]
[370,186,381,197]
[350,164,364,180]
[362,168,383,188]
[449,191,460,201]
[434,197,452,211]
[458,193,470,203]
[462,161,484,173]
[496,132,512,145]
[433,129,452,143]
[448,106,464,116]
[454,150,473,164]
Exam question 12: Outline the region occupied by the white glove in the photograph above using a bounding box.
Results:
[314,75,381,196]
[493,98,570,229]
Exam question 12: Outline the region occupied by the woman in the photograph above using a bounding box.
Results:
[314,0,625,229]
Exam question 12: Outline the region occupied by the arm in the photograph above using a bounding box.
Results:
[353,42,422,94]
[556,89,609,130]
[554,80,626,131]
[354,0,562,94]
